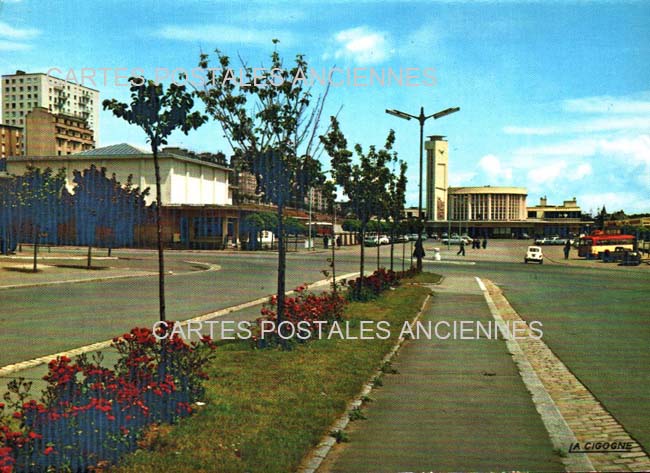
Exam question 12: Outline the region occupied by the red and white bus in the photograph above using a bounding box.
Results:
[577,231,635,258]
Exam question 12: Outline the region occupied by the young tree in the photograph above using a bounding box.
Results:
[72,165,151,267]
[13,167,66,271]
[388,160,408,271]
[103,80,206,321]
[321,116,395,297]
[196,43,327,325]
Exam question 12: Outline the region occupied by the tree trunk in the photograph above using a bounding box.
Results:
[32,228,38,273]
[87,245,92,269]
[358,224,366,298]
[152,145,166,322]
[376,236,380,270]
[331,219,336,294]
[276,202,286,326]
[390,228,395,272]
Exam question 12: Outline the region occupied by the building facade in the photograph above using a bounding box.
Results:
[0,123,22,159]
[1,70,99,142]
[25,107,95,156]
[448,186,528,222]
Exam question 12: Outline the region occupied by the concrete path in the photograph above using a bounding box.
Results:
[321,276,563,472]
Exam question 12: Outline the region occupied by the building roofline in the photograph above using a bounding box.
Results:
[5,152,233,172]
[2,71,101,93]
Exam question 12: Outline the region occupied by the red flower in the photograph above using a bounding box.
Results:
[43,446,55,455]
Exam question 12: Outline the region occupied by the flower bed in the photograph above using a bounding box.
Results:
[0,327,216,472]
[346,267,403,301]
[253,285,347,349]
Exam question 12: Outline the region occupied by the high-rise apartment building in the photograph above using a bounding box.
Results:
[1,70,99,143]
[0,123,23,159]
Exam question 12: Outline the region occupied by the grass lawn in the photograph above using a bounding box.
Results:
[114,278,435,472]
[501,266,650,453]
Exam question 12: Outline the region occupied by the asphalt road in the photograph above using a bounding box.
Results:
[1,241,648,454]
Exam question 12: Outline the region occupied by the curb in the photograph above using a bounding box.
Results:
[477,276,594,472]
[296,289,433,473]
[0,272,358,379]
[0,260,220,291]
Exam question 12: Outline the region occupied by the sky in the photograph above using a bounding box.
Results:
[0,0,649,214]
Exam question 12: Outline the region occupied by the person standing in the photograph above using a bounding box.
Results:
[482,237,487,249]
[564,240,571,259]
[457,239,466,256]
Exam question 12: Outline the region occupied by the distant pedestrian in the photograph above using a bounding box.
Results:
[457,240,465,256]
[413,239,426,259]
[336,235,342,248]
[564,240,571,259]
[323,235,329,249]
[482,238,487,249]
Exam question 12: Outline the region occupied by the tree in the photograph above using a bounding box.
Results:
[388,160,408,271]
[321,116,395,297]
[103,80,207,322]
[71,165,151,267]
[594,206,609,230]
[196,43,328,326]
[13,167,66,271]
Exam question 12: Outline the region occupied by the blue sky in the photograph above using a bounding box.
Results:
[1,0,649,213]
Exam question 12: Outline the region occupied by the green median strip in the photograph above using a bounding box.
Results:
[113,277,436,473]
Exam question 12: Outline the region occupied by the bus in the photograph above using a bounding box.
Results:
[577,231,636,259]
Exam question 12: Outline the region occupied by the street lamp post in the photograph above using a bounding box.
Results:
[386,106,460,271]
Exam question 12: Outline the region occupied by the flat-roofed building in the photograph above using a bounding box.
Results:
[25,107,94,156]
[1,70,99,142]
[0,123,22,158]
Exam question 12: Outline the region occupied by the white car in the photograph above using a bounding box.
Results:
[525,246,544,264]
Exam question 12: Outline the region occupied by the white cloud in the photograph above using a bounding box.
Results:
[504,117,650,136]
[563,94,650,114]
[478,154,512,183]
[155,24,295,46]
[0,40,31,51]
[0,21,39,40]
[449,171,476,186]
[325,26,393,65]
[570,163,592,181]
[526,160,567,185]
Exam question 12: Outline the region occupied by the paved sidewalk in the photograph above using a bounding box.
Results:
[321,276,563,472]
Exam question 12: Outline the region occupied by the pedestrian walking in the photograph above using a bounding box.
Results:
[336,235,342,248]
[323,235,329,249]
[414,238,426,259]
[482,238,487,249]
[564,240,571,259]
[456,239,465,256]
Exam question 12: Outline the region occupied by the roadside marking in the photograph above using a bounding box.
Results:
[475,276,594,472]
[0,272,359,378]
[474,276,486,291]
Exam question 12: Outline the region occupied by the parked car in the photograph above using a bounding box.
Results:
[525,246,544,264]
[534,236,567,245]
[460,234,473,243]
[393,234,409,243]
[441,236,472,245]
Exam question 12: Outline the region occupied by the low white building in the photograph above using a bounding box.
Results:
[6,143,233,206]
